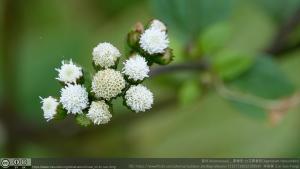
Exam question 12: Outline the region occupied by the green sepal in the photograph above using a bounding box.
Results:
[53,104,67,121]
[123,74,145,85]
[92,58,119,72]
[152,48,174,65]
[58,81,66,87]
[127,30,141,50]
[76,73,85,85]
[75,113,92,127]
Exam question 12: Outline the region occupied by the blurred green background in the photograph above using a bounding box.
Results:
[0,0,300,157]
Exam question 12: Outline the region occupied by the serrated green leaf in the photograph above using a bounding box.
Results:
[76,114,92,127]
[178,80,201,107]
[213,50,254,80]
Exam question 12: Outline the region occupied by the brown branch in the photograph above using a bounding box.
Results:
[150,8,300,77]
[266,8,300,55]
[149,60,209,77]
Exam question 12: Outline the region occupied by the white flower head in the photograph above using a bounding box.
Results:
[40,96,59,121]
[139,27,169,55]
[87,101,112,125]
[56,59,83,84]
[125,84,154,112]
[122,54,150,81]
[92,42,121,68]
[60,84,89,114]
[150,19,167,32]
[92,69,126,100]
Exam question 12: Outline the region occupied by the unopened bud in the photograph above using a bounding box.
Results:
[134,22,144,33]
[127,30,141,49]
[153,48,174,65]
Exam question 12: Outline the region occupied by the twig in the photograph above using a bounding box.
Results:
[214,80,279,109]
[214,78,300,122]
[150,8,300,77]
[149,60,209,77]
[266,8,300,55]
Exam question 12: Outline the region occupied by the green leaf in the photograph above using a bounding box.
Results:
[229,100,267,120]
[151,0,234,39]
[213,50,254,80]
[227,2,276,53]
[169,34,185,63]
[230,55,295,99]
[178,80,202,107]
[199,22,232,55]
[76,114,92,127]
[227,55,295,119]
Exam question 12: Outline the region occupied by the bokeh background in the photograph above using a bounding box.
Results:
[0,0,300,157]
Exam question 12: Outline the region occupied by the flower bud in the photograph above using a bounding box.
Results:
[152,48,174,65]
[127,22,144,50]
[127,30,141,49]
[149,19,167,32]
[134,22,144,33]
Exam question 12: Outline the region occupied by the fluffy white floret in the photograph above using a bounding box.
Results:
[91,69,125,100]
[92,42,121,68]
[122,54,150,81]
[40,96,59,121]
[87,101,112,125]
[150,19,167,31]
[125,85,154,112]
[56,60,83,83]
[60,84,89,114]
[139,27,169,55]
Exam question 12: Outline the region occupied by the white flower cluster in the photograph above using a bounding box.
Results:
[87,101,112,124]
[40,96,59,121]
[90,41,153,116]
[60,84,89,114]
[140,20,169,55]
[41,19,173,126]
[56,60,83,84]
[125,85,153,112]
[41,58,89,121]
[92,42,121,68]
[122,54,149,81]
[91,69,125,100]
